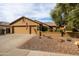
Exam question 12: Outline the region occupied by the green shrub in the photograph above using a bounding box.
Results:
[37,26,48,32]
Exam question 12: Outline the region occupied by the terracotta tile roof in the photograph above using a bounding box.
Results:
[34,20,50,26]
[0,21,9,26]
[45,22,56,26]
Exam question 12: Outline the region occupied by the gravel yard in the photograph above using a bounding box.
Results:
[20,34,79,55]
[0,33,79,56]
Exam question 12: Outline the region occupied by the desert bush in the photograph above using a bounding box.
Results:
[37,26,48,32]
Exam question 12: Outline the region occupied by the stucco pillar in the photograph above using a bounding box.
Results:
[3,27,6,35]
[10,26,12,34]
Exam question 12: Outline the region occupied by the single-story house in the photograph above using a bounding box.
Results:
[0,16,57,35]
[10,16,52,34]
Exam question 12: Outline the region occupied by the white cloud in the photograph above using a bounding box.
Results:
[0,3,56,22]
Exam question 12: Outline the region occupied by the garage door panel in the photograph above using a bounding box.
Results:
[14,27,29,34]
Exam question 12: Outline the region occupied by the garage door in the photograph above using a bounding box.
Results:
[14,27,29,34]
[31,27,39,34]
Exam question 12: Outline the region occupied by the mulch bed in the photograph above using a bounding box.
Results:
[19,36,79,55]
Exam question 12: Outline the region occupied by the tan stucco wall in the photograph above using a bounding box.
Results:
[0,26,10,29]
[0,26,3,29]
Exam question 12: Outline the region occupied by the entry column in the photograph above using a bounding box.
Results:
[29,25,32,34]
[3,27,6,35]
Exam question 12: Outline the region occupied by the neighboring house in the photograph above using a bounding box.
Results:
[0,22,10,35]
[10,16,50,34]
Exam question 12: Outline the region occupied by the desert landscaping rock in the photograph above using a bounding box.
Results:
[20,35,79,55]
[0,33,78,56]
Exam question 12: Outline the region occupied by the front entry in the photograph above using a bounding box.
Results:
[6,28,10,34]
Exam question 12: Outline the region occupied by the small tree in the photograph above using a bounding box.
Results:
[51,3,79,31]
[67,8,79,32]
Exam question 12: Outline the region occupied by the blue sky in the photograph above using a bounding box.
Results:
[0,3,56,23]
